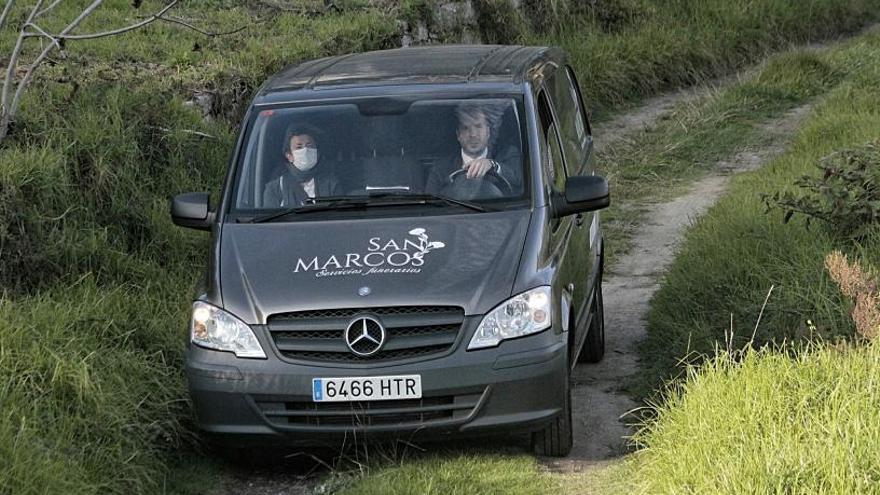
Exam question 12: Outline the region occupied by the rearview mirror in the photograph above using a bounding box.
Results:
[171,192,214,231]
[551,175,610,218]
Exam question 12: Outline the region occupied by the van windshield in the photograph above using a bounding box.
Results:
[230,97,528,218]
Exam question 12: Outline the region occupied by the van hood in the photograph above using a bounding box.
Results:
[219,210,531,324]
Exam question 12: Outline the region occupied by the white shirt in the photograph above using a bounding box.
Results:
[278,176,316,207]
[302,178,316,198]
[461,148,488,165]
[461,148,500,172]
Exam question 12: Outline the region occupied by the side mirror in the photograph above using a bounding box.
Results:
[551,175,610,218]
[171,192,214,231]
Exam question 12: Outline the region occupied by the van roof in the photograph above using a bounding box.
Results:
[259,45,562,94]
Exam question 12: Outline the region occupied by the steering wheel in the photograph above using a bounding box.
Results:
[445,166,513,199]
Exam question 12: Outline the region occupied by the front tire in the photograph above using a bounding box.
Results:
[579,281,605,363]
[531,365,573,457]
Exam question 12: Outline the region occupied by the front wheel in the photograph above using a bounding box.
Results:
[579,280,605,363]
[531,367,573,457]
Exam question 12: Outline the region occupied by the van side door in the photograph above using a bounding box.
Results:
[535,88,579,359]
[546,65,597,355]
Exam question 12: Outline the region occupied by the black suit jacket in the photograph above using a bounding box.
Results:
[425,146,523,195]
[262,166,342,207]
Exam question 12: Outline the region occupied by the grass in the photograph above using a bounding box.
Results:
[335,453,560,495]
[612,27,880,495]
[1,1,880,494]
[596,46,844,263]
[531,0,878,118]
[0,276,193,493]
[635,29,880,397]
[630,342,880,494]
[557,460,632,495]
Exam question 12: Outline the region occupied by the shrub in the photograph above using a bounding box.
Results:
[764,141,880,238]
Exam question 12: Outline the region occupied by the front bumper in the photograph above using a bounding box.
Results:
[187,320,568,447]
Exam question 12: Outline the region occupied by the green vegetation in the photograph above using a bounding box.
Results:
[597,48,843,263]
[531,0,877,116]
[764,141,880,238]
[2,0,880,494]
[0,277,190,492]
[636,30,880,395]
[336,454,560,495]
[632,342,880,494]
[558,459,632,495]
[620,28,880,494]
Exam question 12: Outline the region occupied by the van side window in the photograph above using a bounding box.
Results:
[550,66,591,174]
[537,90,567,192]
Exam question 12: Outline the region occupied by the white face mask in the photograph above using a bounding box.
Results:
[291,147,318,171]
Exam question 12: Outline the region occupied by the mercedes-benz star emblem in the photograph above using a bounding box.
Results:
[358,286,371,297]
[344,316,386,357]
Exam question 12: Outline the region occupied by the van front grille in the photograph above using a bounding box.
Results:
[272,306,458,320]
[281,344,450,363]
[266,306,464,364]
[255,392,482,428]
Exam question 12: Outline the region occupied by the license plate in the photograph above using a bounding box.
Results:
[312,375,422,402]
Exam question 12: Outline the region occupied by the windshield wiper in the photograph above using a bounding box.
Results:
[247,192,485,223]
[249,197,368,223]
[367,192,486,212]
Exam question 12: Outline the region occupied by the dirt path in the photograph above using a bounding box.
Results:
[545,103,813,473]
[591,86,712,153]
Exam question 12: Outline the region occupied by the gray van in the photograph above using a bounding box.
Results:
[171,45,609,457]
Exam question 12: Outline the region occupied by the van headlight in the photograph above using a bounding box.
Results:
[190,301,266,358]
[468,286,552,350]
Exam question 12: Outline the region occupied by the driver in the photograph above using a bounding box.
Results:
[425,102,522,196]
[263,125,342,207]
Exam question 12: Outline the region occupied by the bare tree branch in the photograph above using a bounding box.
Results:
[24,22,62,49]
[34,0,61,18]
[0,0,16,32]
[9,0,103,120]
[55,0,178,40]
[0,0,231,143]
[2,0,44,113]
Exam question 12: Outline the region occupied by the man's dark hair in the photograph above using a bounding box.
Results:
[282,123,321,153]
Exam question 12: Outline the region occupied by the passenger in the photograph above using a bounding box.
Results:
[425,103,522,196]
[263,126,342,207]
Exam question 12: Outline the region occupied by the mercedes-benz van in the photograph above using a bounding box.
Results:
[171,45,609,457]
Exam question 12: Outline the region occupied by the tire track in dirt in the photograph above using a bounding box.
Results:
[546,103,813,473]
